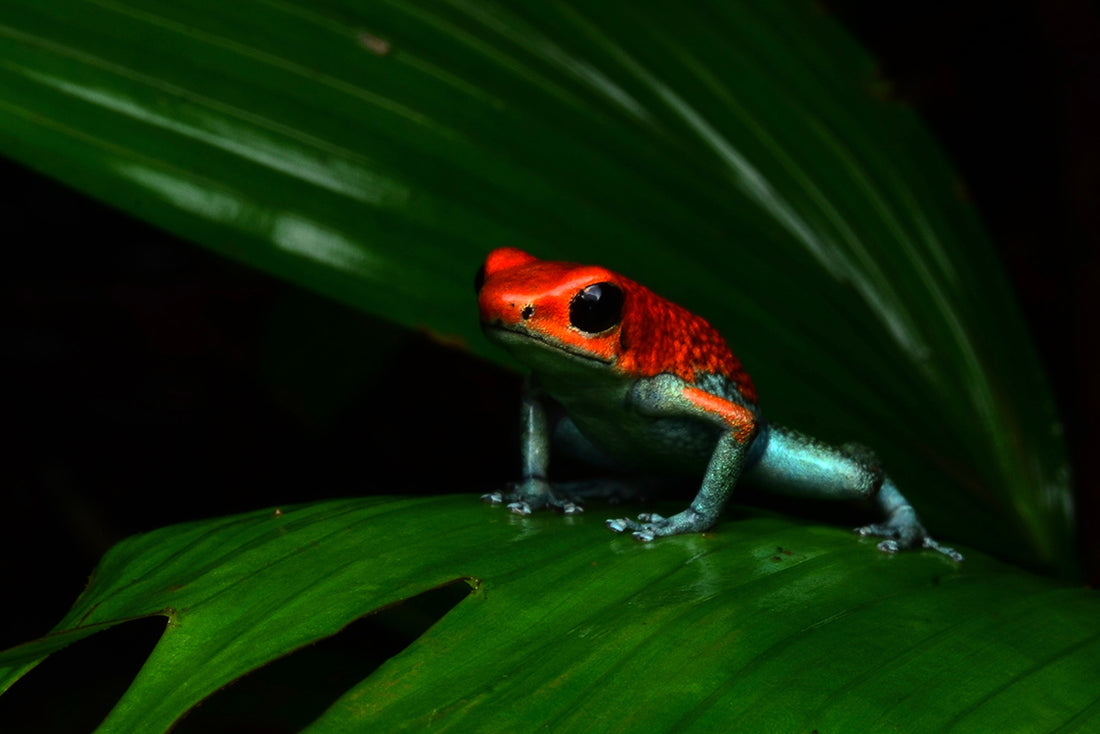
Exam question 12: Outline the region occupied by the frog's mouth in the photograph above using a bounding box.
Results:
[481,323,614,366]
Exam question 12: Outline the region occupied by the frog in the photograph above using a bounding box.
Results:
[476,247,962,561]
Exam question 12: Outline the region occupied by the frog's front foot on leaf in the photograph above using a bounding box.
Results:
[606,509,713,541]
[855,514,964,562]
[481,482,583,516]
[480,489,538,515]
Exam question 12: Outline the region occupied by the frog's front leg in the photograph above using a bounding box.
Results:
[745,427,963,561]
[481,376,582,515]
[606,374,758,541]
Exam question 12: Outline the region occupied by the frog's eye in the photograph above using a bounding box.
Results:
[474,264,486,294]
[569,282,624,334]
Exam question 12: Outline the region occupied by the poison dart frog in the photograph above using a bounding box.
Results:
[476,248,962,561]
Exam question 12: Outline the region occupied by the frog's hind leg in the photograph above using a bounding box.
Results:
[855,477,962,560]
[744,426,962,561]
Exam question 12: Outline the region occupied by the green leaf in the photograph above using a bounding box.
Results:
[0,1,1070,571]
[1,497,1096,733]
[4,3,1089,729]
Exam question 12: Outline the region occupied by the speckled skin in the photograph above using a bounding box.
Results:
[477,248,961,561]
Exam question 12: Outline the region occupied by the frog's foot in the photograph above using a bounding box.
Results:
[605,509,713,542]
[855,510,963,562]
[481,483,583,516]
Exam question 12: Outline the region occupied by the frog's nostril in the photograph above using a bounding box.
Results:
[521,305,535,320]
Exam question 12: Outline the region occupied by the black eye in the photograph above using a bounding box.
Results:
[474,264,486,294]
[569,282,624,334]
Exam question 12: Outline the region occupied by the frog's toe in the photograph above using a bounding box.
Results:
[855,522,963,562]
[922,537,964,562]
[604,515,659,542]
[876,538,901,553]
[605,517,637,533]
[607,509,713,540]
[560,500,584,515]
[627,513,668,541]
[507,501,533,516]
[855,518,926,548]
[481,491,505,505]
[854,521,890,538]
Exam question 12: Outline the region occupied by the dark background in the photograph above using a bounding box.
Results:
[3,0,1098,661]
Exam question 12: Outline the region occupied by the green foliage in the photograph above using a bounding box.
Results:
[0,1,1091,731]
[1,497,1098,733]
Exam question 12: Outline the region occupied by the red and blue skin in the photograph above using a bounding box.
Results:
[476,248,963,561]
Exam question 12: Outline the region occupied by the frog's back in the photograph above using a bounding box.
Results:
[617,279,757,406]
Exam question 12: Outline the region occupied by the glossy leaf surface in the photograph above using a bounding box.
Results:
[0,2,1071,567]
[1,497,1096,733]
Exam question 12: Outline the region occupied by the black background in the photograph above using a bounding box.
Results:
[3,0,1098,662]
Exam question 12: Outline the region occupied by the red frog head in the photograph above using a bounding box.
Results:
[476,247,756,401]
